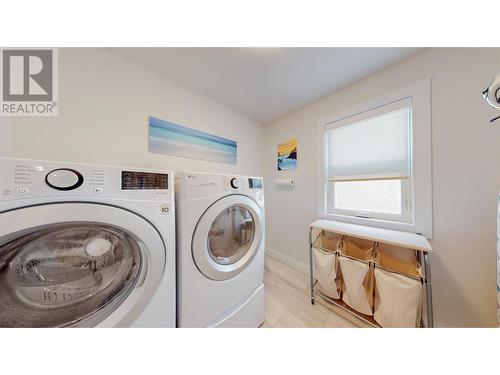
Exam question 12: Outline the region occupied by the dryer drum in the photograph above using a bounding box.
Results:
[0,223,142,327]
[208,205,255,266]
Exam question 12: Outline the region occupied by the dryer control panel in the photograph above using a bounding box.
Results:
[0,157,173,202]
[178,172,264,206]
[248,177,263,189]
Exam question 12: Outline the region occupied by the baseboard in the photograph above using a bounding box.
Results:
[265,247,309,275]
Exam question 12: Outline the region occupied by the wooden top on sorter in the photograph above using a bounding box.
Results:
[310,220,433,253]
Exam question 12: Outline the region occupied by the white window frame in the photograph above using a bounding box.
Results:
[316,79,433,238]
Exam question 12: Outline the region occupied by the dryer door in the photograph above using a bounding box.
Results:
[192,195,263,281]
[0,203,166,327]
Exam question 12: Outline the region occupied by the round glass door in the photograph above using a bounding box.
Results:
[192,195,263,281]
[0,223,142,327]
[208,206,255,265]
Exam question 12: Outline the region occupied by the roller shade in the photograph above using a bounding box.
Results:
[326,99,411,182]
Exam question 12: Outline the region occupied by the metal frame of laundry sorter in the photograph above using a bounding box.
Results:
[308,223,434,328]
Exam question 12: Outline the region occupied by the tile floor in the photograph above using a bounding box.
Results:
[263,255,369,328]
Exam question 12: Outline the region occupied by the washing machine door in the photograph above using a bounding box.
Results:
[0,203,165,327]
[192,194,263,281]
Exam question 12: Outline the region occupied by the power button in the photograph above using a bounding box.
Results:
[16,187,30,195]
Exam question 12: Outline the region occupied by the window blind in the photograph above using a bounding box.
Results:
[326,99,411,182]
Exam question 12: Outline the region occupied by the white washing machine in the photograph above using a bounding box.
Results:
[0,157,175,327]
[175,172,265,327]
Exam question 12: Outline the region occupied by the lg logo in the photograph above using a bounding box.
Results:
[1,48,58,116]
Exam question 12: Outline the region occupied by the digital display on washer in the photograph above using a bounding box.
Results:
[248,178,262,189]
[121,171,168,190]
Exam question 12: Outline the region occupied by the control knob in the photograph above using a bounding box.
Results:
[230,177,239,189]
[45,168,84,191]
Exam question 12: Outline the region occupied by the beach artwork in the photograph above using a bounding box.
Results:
[148,116,237,165]
[277,138,297,170]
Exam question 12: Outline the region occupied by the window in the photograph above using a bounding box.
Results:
[317,80,432,237]
[326,98,412,222]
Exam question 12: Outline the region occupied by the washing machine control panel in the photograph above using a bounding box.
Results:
[121,171,168,190]
[0,158,173,202]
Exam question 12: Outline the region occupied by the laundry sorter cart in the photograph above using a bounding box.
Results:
[309,219,434,328]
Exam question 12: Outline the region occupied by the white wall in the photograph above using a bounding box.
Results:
[264,48,500,327]
[0,117,13,155]
[2,48,264,176]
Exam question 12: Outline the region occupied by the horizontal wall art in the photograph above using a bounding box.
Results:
[148,116,237,165]
[277,137,297,170]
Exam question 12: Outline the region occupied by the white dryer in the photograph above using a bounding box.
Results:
[0,157,175,327]
[175,172,265,327]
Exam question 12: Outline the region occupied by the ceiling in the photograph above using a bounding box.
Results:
[112,48,420,124]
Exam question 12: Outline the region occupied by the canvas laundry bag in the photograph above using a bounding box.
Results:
[313,248,341,299]
[374,268,422,327]
[376,248,421,277]
[338,239,374,316]
[373,249,422,327]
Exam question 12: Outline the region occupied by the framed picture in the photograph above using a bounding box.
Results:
[148,116,237,165]
[277,138,297,170]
